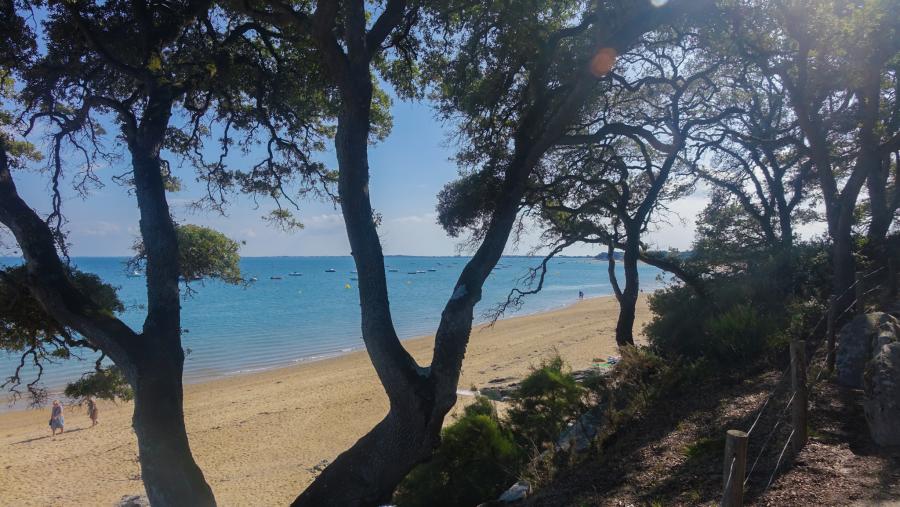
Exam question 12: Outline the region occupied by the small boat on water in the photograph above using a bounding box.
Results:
[350,277,358,281]
[351,270,357,274]
[416,270,426,274]
[427,269,437,272]
[388,269,399,272]
[270,276,283,280]
[249,277,259,282]
[325,268,336,273]
[289,272,303,276]
[408,271,418,274]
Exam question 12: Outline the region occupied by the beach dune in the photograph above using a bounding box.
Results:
[0,295,649,506]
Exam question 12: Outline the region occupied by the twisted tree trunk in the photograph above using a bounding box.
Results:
[614,224,641,347]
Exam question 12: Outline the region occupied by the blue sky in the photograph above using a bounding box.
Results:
[7,94,712,257]
[1,6,715,258]
[3,6,832,258]
[6,92,714,258]
[4,4,707,258]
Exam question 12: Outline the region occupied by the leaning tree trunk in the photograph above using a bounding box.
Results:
[614,227,640,347]
[287,1,704,503]
[292,393,441,506]
[130,345,216,506]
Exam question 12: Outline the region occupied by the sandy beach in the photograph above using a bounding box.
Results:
[0,295,649,506]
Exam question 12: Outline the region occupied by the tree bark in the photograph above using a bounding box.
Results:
[614,224,640,347]
[124,91,218,506]
[1,111,217,506]
[831,209,857,316]
[607,241,624,302]
[131,344,215,506]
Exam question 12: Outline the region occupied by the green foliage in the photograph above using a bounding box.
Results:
[507,356,586,448]
[436,169,504,237]
[64,366,133,402]
[682,436,723,459]
[461,394,498,419]
[131,224,243,284]
[705,304,774,364]
[176,225,242,283]
[0,265,123,353]
[394,397,523,507]
[0,265,123,402]
[647,240,831,368]
[263,209,305,232]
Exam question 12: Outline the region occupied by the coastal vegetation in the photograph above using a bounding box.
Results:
[0,0,897,505]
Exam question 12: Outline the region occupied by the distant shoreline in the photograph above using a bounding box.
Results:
[2,255,666,412]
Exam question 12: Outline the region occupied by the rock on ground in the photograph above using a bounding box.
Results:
[864,342,900,447]
[836,312,900,388]
[116,495,150,507]
[498,480,532,503]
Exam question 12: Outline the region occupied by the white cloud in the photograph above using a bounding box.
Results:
[391,212,437,224]
[302,213,345,230]
[81,221,123,237]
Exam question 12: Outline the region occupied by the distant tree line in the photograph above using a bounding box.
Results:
[0,0,896,506]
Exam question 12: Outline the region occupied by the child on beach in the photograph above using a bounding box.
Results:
[49,400,64,435]
[86,397,99,427]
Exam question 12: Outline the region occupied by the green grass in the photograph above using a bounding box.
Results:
[682,436,724,460]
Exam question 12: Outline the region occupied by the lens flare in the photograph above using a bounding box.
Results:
[590,47,618,77]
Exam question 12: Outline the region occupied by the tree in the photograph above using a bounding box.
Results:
[535,31,732,346]
[0,0,326,503]
[691,65,813,254]
[722,0,900,313]
[0,264,126,404]
[232,0,711,504]
[455,30,720,346]
[687,61,816,289]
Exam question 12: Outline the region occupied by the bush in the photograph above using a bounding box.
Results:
[705,304,774,364]
[507,356,586,449]
[646,274,788,368]
[64,366,133,402]
[394,396,523,507]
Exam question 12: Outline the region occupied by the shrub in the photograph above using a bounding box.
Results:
[507,356,586,449]
[646,276,787,368]
[394,398,523,507]
[64,366,133,402]
[705,304,774,364]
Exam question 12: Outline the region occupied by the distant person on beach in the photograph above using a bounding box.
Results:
[578,290,584,300]
[86,397,99,427]
[49,400,64,435]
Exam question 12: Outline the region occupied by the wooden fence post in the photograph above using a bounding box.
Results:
[722,429,748,507]
[791,340,808,452]
[826,295,837,372]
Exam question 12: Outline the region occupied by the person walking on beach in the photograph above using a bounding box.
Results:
[578,290,584,300]
[86,397,99,427]
[49,400,64,435]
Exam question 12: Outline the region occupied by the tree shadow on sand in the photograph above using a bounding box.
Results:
[12,426,89,445]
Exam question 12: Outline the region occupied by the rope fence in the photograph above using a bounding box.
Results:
[718,267,890,506]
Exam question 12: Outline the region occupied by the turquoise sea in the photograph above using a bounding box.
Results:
[1,256,664,406]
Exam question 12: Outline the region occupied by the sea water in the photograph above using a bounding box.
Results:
[1,256,664,406]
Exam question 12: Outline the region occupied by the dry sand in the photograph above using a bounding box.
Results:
[0,295,650,506]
